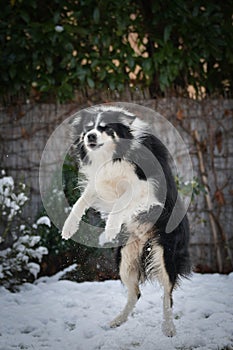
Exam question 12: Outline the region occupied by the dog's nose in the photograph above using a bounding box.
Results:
[87,133,97,143]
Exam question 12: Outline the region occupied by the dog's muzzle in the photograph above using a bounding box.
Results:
[86,132,103,149]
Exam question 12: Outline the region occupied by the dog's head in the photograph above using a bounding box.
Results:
[72,106,136,161]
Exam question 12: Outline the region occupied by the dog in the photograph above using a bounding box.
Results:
[62,105,191,337]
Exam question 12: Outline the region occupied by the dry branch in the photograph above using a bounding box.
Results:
[193,129,223,272]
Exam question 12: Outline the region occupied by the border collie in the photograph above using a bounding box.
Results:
[62,105,191,337]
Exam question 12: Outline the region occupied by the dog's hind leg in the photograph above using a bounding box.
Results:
[110,238,141,328]
[145,242,176,336]
[162,281,176,337]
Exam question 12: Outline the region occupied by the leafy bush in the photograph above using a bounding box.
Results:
[0,0,232,101]
[175,176,206,202]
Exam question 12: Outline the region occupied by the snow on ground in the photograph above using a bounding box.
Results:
[0,270,233,350]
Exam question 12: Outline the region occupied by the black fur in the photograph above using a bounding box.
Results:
[114,132,191,288]
[137,135,191,287]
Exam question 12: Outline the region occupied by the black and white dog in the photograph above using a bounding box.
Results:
[62,105,191,336]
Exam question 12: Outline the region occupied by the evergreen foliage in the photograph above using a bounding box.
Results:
[1,0,232,101]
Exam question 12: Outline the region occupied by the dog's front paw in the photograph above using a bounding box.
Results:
[98,217,123,245]
[104,218,122,242]
[98,231,108,246]
[104,225,120,242]
[98,226,119,246]
[62,214,80,240]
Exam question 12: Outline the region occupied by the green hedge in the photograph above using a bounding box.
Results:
[1,0,232,101]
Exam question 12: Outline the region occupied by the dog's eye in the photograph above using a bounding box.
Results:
[84,126,93,133]
[98,125,108,132]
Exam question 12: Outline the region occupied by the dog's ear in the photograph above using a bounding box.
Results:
[71,110,93,127]
[70,115,82,142]
[70,109,93,139]
[79,109,94,120]
[119,112,135,126]
[102,110,135,126]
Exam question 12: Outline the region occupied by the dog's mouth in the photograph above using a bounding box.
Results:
[87,142,103,150]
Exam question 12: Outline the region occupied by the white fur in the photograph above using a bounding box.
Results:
[94,112,102,128]
[62,145,161,241]
[91,105,135,117]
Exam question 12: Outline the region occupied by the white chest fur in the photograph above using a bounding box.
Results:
[81,158,161,221]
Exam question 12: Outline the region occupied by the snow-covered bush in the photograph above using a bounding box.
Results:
[0,170,48,290]
[0,171,28,241]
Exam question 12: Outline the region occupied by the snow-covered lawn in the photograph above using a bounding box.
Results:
[0,270,233,350]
